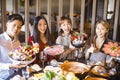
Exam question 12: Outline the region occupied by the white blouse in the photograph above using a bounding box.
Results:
[0,32,20,80]
[56,34,71,47]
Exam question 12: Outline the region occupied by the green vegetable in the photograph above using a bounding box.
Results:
[43,71,57,80]
[43,71,66,80]
[58,75,66,80]
[72,77,79,80]
[111,46,116,51]
[25,44,30,48]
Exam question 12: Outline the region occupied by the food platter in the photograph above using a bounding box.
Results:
[44,45,64,56]
[8,45,39,65]
[90,65,110,78]
[84,77,107,80]
[71,32,87,48]
[60,61,90,74]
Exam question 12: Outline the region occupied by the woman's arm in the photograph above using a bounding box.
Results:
[9,63,27,69]
[0,63,27,71]
[85,44,94,59]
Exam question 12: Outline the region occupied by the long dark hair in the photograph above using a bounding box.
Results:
[33,15,53,45]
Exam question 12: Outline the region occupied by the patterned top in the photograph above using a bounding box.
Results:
[56,34,71,47]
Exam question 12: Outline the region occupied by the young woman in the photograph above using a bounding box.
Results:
[56,16,75,60]
[56,16,72,47]
[85,20,110,65]
[28,15,55,63]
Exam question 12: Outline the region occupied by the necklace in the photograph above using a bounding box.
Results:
[96,38,105,49]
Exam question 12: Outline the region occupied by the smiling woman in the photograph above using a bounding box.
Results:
[84,20,110,66]
[83,20,120,79]
[28,15,55,64]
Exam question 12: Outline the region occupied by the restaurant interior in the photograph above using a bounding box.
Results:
[0,0,120,80]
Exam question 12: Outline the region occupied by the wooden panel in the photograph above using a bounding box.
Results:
[91,0,97,36]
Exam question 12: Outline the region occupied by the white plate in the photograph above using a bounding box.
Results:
[9,56,36,65]
[28,77,38,80]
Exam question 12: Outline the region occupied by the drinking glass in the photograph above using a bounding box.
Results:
[22,67,30,79]
[74,48,83,61]
[39,51,47,68]
[74,49,79,61]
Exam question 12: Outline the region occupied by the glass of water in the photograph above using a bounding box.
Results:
[39,51,47,68]
[22,67,30,79]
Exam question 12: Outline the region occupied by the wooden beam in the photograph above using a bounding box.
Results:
[70,0,74,28]
[58,0,63,29]
[47,0,52,33]
[13,0,18,14]
[25,0,30,44]
[1,0,6,32]
[103,0,108,20]
[36,0,40,16]
[80,0,85,32]
[59,0,63,18]
[91,0,97,36]
[113,0,120,40]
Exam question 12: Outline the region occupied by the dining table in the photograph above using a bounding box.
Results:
[7,57,120,80]
[6,45,120,80]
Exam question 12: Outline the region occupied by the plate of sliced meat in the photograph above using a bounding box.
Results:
[43,45,64,56]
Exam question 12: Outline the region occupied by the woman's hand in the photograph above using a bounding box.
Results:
[85,44,94,59]
[69,43,75,49]
[59,48,73,60]
[9,63,28,69]
[31,41,39,47]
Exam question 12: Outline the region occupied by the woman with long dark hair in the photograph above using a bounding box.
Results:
[28,15,55,63]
